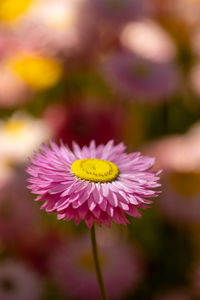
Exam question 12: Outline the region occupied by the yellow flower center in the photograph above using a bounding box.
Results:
[4,120,26,136]
[7,55,62,90]
[71,159,119,183]
[0,0,33,22]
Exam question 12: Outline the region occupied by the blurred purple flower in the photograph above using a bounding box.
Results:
[84,0,145,25]
[0,171,39,242]
[101,52,180,103]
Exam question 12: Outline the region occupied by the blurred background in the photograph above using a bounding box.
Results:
[0,0,200,299]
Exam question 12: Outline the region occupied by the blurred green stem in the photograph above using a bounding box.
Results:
[90,224,108,300]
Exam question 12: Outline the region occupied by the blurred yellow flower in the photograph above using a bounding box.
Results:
[169,171,200,197]
[3,119,28,138]
[7,54,63,90]
[0,0,33,22]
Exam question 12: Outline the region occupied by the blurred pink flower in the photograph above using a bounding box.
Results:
[50,229,144,300]
[43,101,130,147]
[0,260,42,300]
[101,52,179,103]
[157,171,200,224]
[26,140,160,228]
[19,231,64,275]
[145,122,200,172]
[0,31,21,59]
[145,123,200,223]
[0,170,39,242]
[0,66,30,108]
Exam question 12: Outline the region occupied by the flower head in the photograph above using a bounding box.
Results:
[27,140,160,228]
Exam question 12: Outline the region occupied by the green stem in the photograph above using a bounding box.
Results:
[90,224,108,300]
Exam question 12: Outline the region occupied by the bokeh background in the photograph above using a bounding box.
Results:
[0,0,200,299]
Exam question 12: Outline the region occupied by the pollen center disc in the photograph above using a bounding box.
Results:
[71,159,119,183]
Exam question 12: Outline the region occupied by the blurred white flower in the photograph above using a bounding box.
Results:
[120,19,177,63]
[0,112,51,164]
[14,0,85,55]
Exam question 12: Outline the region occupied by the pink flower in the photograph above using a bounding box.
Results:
[50,229,144,300]
[26,140,160,228]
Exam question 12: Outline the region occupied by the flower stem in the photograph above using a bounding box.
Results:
[90,224,108,300]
